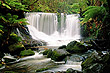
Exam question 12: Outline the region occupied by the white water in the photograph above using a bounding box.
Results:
[6,51,82,72]
[26,12,80,46]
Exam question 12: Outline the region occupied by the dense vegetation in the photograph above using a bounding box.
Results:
[0,0,109,55]
[0,0,110,73]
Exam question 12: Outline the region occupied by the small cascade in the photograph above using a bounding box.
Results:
[25,12,80,46]
[63,14,80,38]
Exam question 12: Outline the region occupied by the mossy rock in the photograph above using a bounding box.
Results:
[51,50,62,61]
[8,43,25,55]
[0,64,3,68]
[82,51,110,73]
[83,63,103,73]
[58,45,66,49]
[43,49,67,61]
[20,49,35,56]
[66,41,87,53]
[81,57,95,69]
[36,68,48,72]
[43,49,52,55]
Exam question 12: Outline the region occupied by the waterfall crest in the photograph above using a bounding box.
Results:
[25,12,80,46]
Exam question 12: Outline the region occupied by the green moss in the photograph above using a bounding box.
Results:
[43,49,52,55]
[0,64,2,68]
[47,50,53,58]
[66,41,87,53]
[43,49,66,61]
[51,50,61,61]
[20,49,35,56]
[36,68,48,72]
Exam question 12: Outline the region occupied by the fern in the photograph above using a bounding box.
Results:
[82,6,106,23]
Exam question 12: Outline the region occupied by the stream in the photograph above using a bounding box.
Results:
[1,47,82,73]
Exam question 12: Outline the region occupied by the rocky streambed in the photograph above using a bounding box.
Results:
[0,40,110,73]
[0,51,82,73]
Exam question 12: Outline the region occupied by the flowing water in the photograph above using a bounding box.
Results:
[26,12,80,46]
[1,51,82,73]
[1,13,82,73]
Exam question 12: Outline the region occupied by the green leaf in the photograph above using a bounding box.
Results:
[13,15,18,19]
[0,30,4,33]
[2,3,11,9]
[0,25,3,28]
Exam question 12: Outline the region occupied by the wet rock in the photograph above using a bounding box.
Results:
[68,54,84,62]
[83,63,103,73]
[43,49,70,61]
[51,49,70,61]
[55,49,70,56]
[43,49,53,58]
[66,68,82,73]
[58,45,66,49]
[66,41,87,53]
[20,49,35,56]
[23,39,47,46]
[3,55,16,63]
[82,50,110,73]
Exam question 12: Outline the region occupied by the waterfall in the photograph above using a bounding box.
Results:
[26,13,57,35]
[25,12,80,46]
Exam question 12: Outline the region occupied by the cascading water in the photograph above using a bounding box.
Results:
[26,12,80,46]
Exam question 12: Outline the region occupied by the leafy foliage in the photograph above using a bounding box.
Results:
[1,0,28,11]
[0,0,29,53]
[0,13,28,26]
[80,0,110,39]
[82,6,106,23]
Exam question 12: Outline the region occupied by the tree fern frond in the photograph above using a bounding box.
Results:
[82,6,106,23]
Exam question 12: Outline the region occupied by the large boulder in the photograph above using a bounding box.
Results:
[58,45,66,49]
[51,49,70,61]
[43,49,70,61]
[20,49,35,56]
[81,50,110,73]
[66,41,87,53]
[67,54,84,62]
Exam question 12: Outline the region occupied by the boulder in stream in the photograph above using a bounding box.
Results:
[66,41,87,53]
[81,50,110,73]
[58,45,66,49]
[20,49,35,56]
[43,49,70,61]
